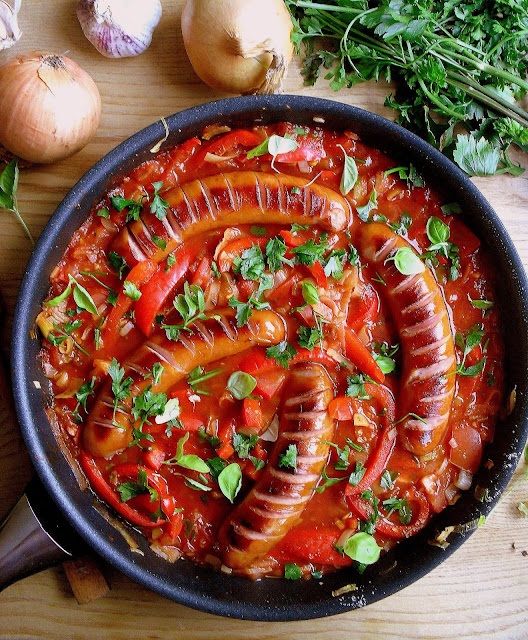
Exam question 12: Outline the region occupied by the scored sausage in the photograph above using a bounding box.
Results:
[359,223,456,456]
[218,362,335,572]
[110,171,351,265]
[83,308,287,458]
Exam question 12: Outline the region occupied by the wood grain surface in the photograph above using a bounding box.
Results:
[1,2,528,638]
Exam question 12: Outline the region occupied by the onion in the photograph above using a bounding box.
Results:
[0,52,101,163]
[454,468,473,491]
[181,0,294,95]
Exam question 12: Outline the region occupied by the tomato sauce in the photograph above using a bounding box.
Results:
[38,122,504,579]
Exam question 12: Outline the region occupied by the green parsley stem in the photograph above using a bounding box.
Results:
[52,323,90,357]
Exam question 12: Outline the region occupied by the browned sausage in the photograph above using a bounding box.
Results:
[359,223,456,456]
[83,308,287,457]
[110,171,351,265]
[218,362,335,572]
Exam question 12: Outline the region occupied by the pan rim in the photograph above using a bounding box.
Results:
[11,94,528,621]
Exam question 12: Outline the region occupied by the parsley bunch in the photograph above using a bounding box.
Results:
[288,0,528,176]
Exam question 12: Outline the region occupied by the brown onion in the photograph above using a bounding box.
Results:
[0,51,101,163]
[181,0,293,95]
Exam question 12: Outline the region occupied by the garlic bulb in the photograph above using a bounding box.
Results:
[76,0,162,58]
[0,0,21,51]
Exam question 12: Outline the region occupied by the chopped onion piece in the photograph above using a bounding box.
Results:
[204,151,240,163]
[260,414,279,442]
[119,321,134,336]
[336,528,355,549]
[454,468,473,491]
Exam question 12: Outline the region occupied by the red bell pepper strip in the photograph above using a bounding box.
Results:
[347,488,430,539]
[187,130,262,174]
[292,347,336,369]
[190,256,212,289]
[345,383,396,497]
[80,453,163,528]
[216,419,235,460]
[101,259,158,351]
[279,229,306,247]
[274,525,352,566]
[112,463,183,537]
[345,327,385,384]
[134,246,196,336]
[306,260,328,288]
[243,397,263,429]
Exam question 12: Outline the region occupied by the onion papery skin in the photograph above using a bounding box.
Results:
[0,51,102,164]
[181,0,294,95]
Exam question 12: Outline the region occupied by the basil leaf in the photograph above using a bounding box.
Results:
[70,276,99,315]
[343,532,381,565]
[471,298,494,310]
[267,134,298,157]
[227,371,257,400]
[44,282,72,307]
[426,216,450,245]
[218,463,242,503]
[302,281,319,305]
[176,454,210,473]
[389,247,425,275]
[338,144,358,195]
[0,159,17,209]
[372,352,396,374]
[356,188,378,221]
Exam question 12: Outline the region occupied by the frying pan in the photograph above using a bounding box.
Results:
[3,95,528,621]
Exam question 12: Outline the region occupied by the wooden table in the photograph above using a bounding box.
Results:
[1,2,528,638]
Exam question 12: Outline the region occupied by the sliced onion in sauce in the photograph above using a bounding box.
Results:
[260,414,279,442]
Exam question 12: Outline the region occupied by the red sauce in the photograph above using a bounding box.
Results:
[38,122,504,579]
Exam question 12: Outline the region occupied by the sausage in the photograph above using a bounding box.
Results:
[359,223,456,455]
[109,171,351,265]
[218,362,335,572]
[83,308,286,458]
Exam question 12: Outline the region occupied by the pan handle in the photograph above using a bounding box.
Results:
[0,477,87,591]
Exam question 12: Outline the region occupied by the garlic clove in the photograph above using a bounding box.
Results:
[76,0,162,59]
[0,0,21,51]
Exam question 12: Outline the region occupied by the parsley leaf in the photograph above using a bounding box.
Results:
[291,238,329,267]
[150,181,169,219]
[265,340,298,368]
[278,444,298,470]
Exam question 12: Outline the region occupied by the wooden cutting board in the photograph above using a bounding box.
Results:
[1,2,528,638]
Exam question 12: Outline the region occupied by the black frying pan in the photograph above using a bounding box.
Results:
[5,95,528,620]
